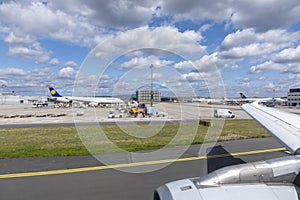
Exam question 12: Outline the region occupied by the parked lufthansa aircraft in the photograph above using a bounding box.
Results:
[48,86,123,106]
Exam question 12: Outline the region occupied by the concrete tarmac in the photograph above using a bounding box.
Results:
[0,103,252,126]
[1,103,299,126]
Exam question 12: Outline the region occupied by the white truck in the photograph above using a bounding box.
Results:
[214,109,235,118]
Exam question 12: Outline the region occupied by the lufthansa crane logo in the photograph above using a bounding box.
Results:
[51,90,56,95]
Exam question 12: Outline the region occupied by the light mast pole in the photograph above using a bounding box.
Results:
[150,64,153,107]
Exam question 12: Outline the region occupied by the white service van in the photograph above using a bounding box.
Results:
[214,109,235,118]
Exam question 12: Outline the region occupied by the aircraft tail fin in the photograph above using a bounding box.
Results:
[49,87,63,97]
[240,93,247,98]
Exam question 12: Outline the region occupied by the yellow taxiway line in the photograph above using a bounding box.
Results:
[0,147,286,179]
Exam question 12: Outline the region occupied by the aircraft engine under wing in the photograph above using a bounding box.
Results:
[154,156,300,200]
[242,101,300,154]
[155,181,299,200]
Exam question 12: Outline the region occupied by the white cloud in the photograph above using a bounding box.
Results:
[100,75,111,80]
[93,26,206,58]
[176,52,238,71]
[231,0,300,31]
[0,1,95,42]
[242,82,250,87]
[174,54,219,72]
[245,42,300,76]
[230,65,240,70]
[243,77,250,82]
[63,60,78,67]
[51,0,156,28]
[249,61,300,74]
[249,61,282,74]
[0,1,101,63]
[58,67,77,78]
[84,0,156,27]
[194,54,221,71]
[7,45,50,63]
[49,58,60,66]
[161,0,300,32]
[4,32,33,45]
[4,32,51,63]
[220,43,275,59]
[119,56,173,70]
[180,72,215,82]
[148,73,163,81]
[0,68,27,76]
[272,45,300,64]
[199,23,213,32]
[0,67,55,95]
[31,68,52,77]
[285,74,300,81]
[182,30,203,42]
[161,0,233,22]
[218,29,300,59]
[264,83,275,89]
[174,60,194,71]
[258,76,267,81]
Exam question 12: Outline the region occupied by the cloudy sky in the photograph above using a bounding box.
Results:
[0,0,300,98]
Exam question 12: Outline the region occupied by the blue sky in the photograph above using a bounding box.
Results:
[0,0,300,98]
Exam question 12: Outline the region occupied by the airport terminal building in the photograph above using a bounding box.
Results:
[287,88,300,106]
[136,90,161,102]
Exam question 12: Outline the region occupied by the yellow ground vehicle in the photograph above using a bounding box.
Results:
[129,107,146,117]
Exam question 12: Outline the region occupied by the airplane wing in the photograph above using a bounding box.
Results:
[242,101,300,154]
[154,101,300,200]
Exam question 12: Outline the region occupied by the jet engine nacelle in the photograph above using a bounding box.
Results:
[154,156,300,200]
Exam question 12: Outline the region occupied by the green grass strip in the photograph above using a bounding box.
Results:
[0,119,270,159]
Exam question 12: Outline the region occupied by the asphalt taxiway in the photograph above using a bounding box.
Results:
[0,138,288,200]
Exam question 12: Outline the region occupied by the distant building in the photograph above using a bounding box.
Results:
[287,88,300,106]
[136,90,161,102]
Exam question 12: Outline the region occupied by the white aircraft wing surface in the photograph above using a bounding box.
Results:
[242,101,300,154]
